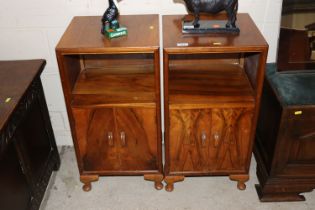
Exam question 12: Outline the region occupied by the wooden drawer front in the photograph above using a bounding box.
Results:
[72,107,158,172]
[169,108,253,174]
[276,108,315,177]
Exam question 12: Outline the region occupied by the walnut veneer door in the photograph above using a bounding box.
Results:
[72,108,117,171]
[72,107,158,172]
[274,108,315,177]
[115,108,158,171]
[169,108,253,174]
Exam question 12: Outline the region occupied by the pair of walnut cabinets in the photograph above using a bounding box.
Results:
[56,14,268,192]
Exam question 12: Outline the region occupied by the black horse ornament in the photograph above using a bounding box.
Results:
[182,0,239,34]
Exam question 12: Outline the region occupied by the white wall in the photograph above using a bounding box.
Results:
[0,0,282,145]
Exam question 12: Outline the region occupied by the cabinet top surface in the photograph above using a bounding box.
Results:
[163,13,268,53]
[56,15,159,53]
[0,59,45,130]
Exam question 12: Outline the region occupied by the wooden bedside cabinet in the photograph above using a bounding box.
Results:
[162,14,268,192]
[56,15,163,191]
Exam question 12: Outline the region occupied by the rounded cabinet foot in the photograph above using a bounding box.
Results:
[144,174,164,190]
[80,175,99,192]
[237,182,246,190]
[229,174,249,191]
[165,183,174,192]
[155,181,164,190]
[82,183,92,192]
[164,175,185,192]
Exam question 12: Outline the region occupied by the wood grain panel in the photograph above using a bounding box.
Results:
[72,107,158,172]
[169,108,253,173]
[73,108,118,171]
[83,54,154,74]
[115,108,157,170]
[56,15,159,53]
[169,66,255,106]
[72,70,156,106]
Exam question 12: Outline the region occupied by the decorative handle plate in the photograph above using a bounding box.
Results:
[120,131,126,147]
[107,132,114,146]
[201,131,207,146]
[214,133,220,147]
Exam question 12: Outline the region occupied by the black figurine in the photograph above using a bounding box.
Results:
[183,0,238,29]
[101,0,128,39]
[101,0,119,34]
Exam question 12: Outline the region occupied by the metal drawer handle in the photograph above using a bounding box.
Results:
[120,131,126,147]
[107,132,114,146]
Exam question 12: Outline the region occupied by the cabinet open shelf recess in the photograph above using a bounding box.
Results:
[63,53,156,107]
[169,57,256,108]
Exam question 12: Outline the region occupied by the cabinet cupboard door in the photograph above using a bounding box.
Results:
[115,108,158,171]
[72,107,158,172]
[73,108,117,171]
[169,108,253,174]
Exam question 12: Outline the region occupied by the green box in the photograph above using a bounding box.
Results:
[105,27,128,39]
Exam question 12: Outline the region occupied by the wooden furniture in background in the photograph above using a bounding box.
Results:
[163,14,268,192]
[282,0,315,14]
[0,60,60,210]
[56,15,163,191]
[277,27,314,71]
[278,0,315,71]
[255,64,315,202]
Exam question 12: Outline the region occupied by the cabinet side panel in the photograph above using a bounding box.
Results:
[71,108,90,170]
[255,79,282,173]
[60,55,82,91]
[244,53,260,90]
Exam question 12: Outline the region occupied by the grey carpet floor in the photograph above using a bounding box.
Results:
[40,146,315,210]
